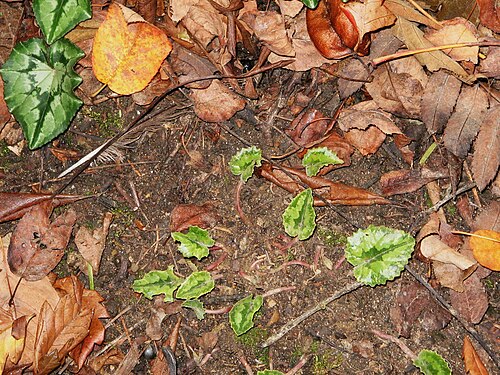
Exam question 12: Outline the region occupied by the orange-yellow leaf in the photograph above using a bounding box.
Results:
[470,230,500,271]
[0,312,29,374]
[92,3,172,95]
[463,336,489,375]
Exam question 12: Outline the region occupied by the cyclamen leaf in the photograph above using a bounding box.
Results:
[132,266,183,302]
[257,371,285,375]
[33,0,91,44]
[345,225,415,287]
[176,271,214,300]
[282,188,316,240]
[0,38,84,149]
[302,147,343,176]
[413,350,451,375]
[301,0,319,9]
[182,299,206,320]
[171,226,215,260]
[229,146,262,182]
[229,295,263,336]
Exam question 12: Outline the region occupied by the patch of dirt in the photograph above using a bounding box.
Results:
[1,73,498,375]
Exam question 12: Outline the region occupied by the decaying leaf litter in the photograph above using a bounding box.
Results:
[0,0,499,373]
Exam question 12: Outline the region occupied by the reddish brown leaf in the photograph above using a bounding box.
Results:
[472,201,500,232]
[476,0,500,32]
[478,45,500,78]
[421,71,462,135]
[471,106,500,191]
[463,336,490,375]
[169,202,220,232]
[344,126,386,156]
[443,84,489,158]
[0,77,11,128]
[256,162,390,206]
[328,0,370,53]
[285,108,334,148]
[449,273,489,324]
[337,100,401,134]
[389,280,451,338]
[8,202,76,281]
[0,192,86,223]
[379,169,443,196]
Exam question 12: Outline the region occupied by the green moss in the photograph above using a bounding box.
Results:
[236,327,270,365]
[483,278,494,289]
[317,227,347,247]
[81,107,123,137]
[312,350,343,374]
[0,141,10,157]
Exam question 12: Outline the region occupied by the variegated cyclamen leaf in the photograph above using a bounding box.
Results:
[282,188,316,240]
[132,266,184,302]
[302,147,343,176]
[229,146,262,182]
[229,294,263,336]
[33,0,92,44]
[182,299,206,320]
[171,226,215,260]
[413,350,451,375]
[0,38,84,149]
[176,271,215,300]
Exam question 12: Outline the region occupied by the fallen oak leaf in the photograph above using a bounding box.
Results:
[92,3,172,95]
[256,162,390,206]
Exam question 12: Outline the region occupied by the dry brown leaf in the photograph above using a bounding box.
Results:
[0,2,23,65]
[170,202,220,232]
[420,235,476,270]
[344,126,386,156]
[8,202,76,281]
[471,106,500,191]
[449,273,489,324]
[478,46,500,78]
[392,17,468,78]
[476,0,500,32]
[470,230,500,271]
[0,78,11,128]
[257,162,390,206]
[276,0,303,18]
[337,59,370,99]
[240,10,294,56]
[74,212,113,275]
[285,108,333,147]
[337,100,402,133]
[443,84,489,158]
[463,336,490,375]
[379,169,442,196]
[384,0,442,29]
[345,0,396,42]
[425,17,479,63]
[421,71,462,135]
[472,201,500,232]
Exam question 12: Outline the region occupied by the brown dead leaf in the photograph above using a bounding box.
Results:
[115,340,141,375]
[449,273,489,324]
[389,280,451,338]
[470,230,500,271]
[392,17,468,78]
[421,71,462,135]
[8,202,76,281]
[48,147,80,164]
[0,78,11,128]
[463,336,489,375]
[88,348,124,373]
[420,235,477,270]
[472,201,500,232]
[150,348,171,375]
[432,261,469,292]
[478,45,500,78]
[337,100,402,134]
[344,0,396,43]
[75,212,113,275]
[425,18,479,63]
[190,80,246,122]
[443,84,489,158]
[0,2,23,65]
[477,0,500,32]
[379,169,443,196]
[132,73,173,106]
[344,126,386,156]
[471,106,500,191]
[0,192,86,223]
[0,310,30,374]
[384,0,442,28]
[256,162,390,206]
[337,59,370,99]
[169,203,220,232]
[285,108,334,148]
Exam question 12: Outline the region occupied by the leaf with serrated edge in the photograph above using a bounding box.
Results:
[176,271,214,300]
[345,225,415,287]
[229,146,262,182]
[282,188,316,240]
[229,295,263,336]
[132,266,183,302]
[0,38,84,149]
[33,0,91,44]
[171,226,215,260]
[182,299,205,320]
[302,147,343,176]
[413,350,451,375]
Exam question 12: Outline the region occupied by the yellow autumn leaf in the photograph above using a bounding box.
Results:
[470,229,500,271]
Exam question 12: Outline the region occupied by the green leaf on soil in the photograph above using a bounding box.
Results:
[176,271,215,300]
[171,226,215,260]
[33,0,92,44]
[0,38,84,149]
[301,0,319,9]
[132,266,183,302]
[413,350,451,375]
[302,147,343,176]
[182,299,206,320]
[229,146,262,182]
[229,294,263,336]
[282,188,316,240]
[345,225,415,287]
[257,371,285,375]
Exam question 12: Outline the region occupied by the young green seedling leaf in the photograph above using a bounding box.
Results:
[301,0,319,9]
[171,226,215,260]
[257,371,285,375]
[282,188,316,240]
[229,146,262,182]
[176,271,215,300]
[33,0,92,44]
[132,266,183,302]
[302,147,343,176]
[182,299,206,320]
[345,225,415,287]
[229,294,263,336]
[413,350,451,375]
[0,38,84,149]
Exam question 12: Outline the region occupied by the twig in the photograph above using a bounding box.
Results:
[372,329,417,361]
[262,281,363,348]
[239,353,254,375]
[286,354,312,375]
[235,179,250,225]
[405,265,499,369]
